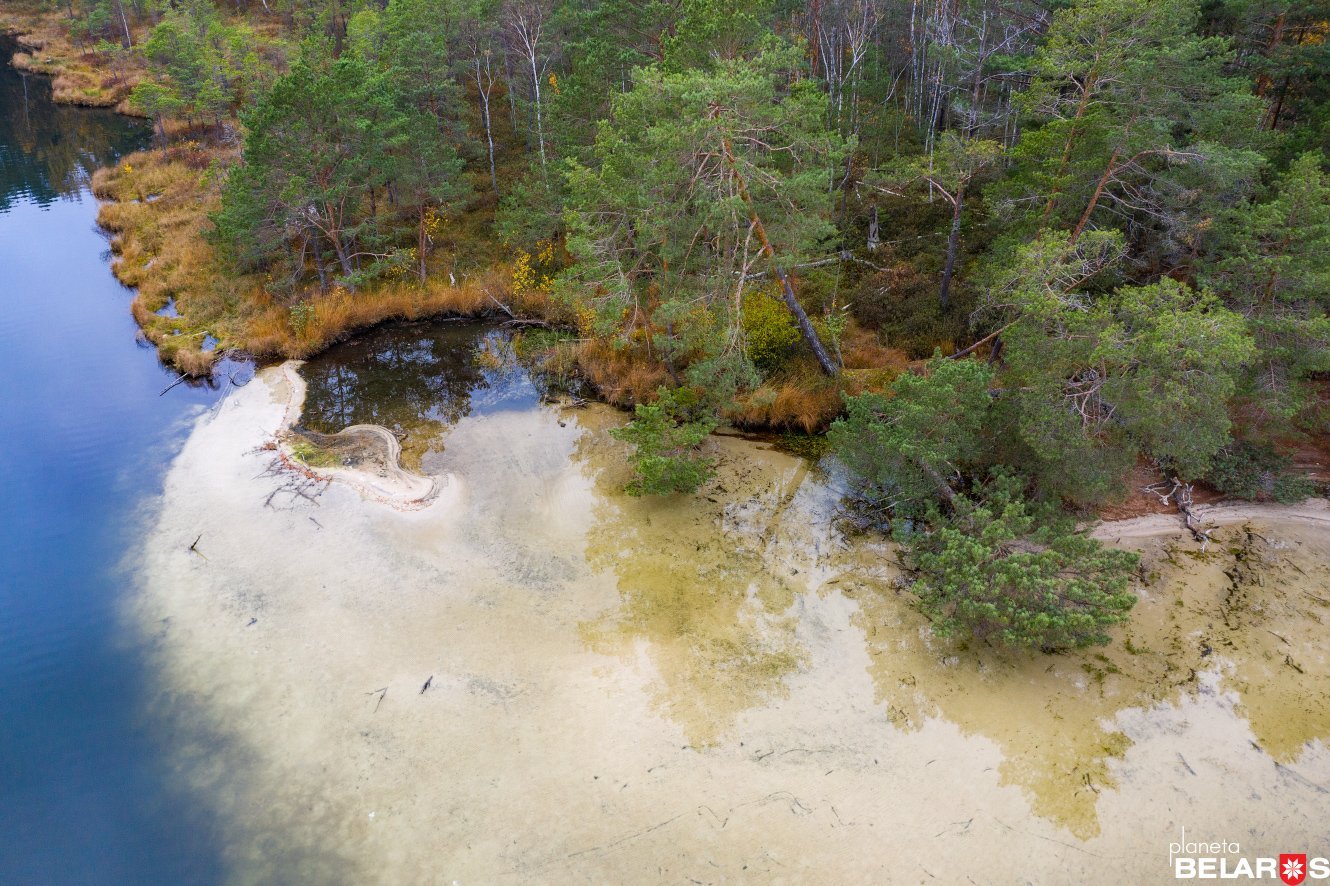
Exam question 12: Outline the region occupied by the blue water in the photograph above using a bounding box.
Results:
[0,43,225,884]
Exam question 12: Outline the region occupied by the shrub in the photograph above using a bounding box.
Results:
[829,358,994,515]
[610,387,717,495]
[900,474,1139,651]
[1205,440,1316,503]
[741,289,801,373]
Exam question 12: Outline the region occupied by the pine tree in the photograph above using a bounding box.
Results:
[902,473,1139,651]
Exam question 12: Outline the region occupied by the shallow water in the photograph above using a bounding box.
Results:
[298,321,537,470]
[134,325,1330,883]
[0,40,229,883]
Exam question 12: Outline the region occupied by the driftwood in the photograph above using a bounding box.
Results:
[420,675,434,695]
[159,371,191,396]
[1144,476,1211,545]
[256,450,331,510]
[367,687,388,713]
[484,289,516,319]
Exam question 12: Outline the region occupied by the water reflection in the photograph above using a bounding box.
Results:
[578,433,814,746]
[303,329,817,747]
[133,328,1330,879]
[0,40,223,884]
[0,37,144,212]
[287,317,1330,843]
[840,521,1330,838]
[298,322,539,469]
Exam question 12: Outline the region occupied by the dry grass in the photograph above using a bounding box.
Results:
[276,268,536,357]
[729,372,845,432]
[571,338,675,406]
[560,321,908,432]
[1,3,146,110]
[95,145,238,373]
[94,145,571,375]
[726,326,908,431]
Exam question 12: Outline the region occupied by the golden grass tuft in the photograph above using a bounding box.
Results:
[726,325,908,431]
[840,324,909,373]
[284,271,511,355]
[728,370,844,432]
[571,339,674,406]
[1,5,146,109]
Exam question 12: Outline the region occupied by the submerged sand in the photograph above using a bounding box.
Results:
[134,364,1330,884]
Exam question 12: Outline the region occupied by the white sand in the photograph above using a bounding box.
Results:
[1092,498,1330,540]
[133,365,1330,884]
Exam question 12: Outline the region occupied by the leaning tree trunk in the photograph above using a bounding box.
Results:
[1068,143,1122,245]
[939,187,964,310]
[417,205,429,283]
[720,135,839,377]
[115,0,132,47]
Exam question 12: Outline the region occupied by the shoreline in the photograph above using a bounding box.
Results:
[7,22,1323,502]
[1091,498,1330,541]
[132,360,1330,883]
[252,356,1330,543]
[0,14,143,111]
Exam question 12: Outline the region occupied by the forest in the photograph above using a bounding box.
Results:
[7,0,1330,648]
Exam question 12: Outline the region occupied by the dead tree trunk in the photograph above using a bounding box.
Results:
[939,187,963,309]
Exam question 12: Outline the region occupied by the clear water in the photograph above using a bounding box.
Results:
[0,41,226,884]
[298,321,541,469]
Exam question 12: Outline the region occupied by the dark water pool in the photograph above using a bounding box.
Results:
[0,40,226,884]
[299,321,544,469]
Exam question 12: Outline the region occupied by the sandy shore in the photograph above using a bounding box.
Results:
[1092,498,1330,540]
[270,362,440,508]
[132,364,1330,884]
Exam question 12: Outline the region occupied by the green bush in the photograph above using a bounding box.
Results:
[289,302,314,336]
[900,474,1139,651]
[610,387,717,495]
[741,290,801,374]
[1273,474,1318,504]
[1205,440,1316,502]
[829,358,994,515]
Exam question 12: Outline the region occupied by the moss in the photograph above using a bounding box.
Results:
[288,439,339,468]
[773,431,832,461]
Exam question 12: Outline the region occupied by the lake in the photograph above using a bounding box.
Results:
[0,38,227,884]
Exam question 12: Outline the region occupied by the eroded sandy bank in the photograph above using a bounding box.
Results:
[133,365,1330,884]
[268,362,440,508]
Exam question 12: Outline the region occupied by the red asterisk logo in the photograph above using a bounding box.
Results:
[1280,854,1307,886]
